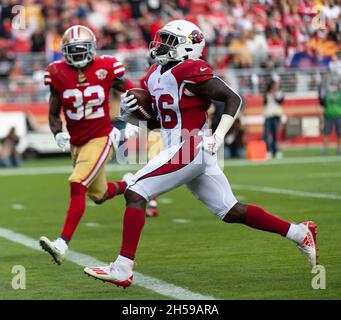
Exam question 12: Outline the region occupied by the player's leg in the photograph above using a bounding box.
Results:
[322,117,332,155]
[187,162,318,267]
[263,118,272,159]
[86,150,127,205]
[146,130,162,217]
[84,138,205,285]
[335,117,341,155]
[40,136,112,264]
[271,116,281,158]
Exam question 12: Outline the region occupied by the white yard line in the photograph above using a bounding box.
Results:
[0,164,142,176]
[0,228,217,300]
[232,184,341,200]
[0,156,340,177]
[173,218,192,224]
[225,155,341,167]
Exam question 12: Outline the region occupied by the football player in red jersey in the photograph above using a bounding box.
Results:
[40,25,136,265]
[84,20,318,287]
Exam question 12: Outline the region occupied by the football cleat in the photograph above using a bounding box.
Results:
[296,221,319,267]
[146,198,158,217]
[146,207,159,217]
[40,236,68,265]
[84,259,134,288]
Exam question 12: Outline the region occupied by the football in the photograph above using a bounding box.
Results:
[127,88,157,123]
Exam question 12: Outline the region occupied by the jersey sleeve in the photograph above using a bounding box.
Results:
[44,62,63,92]
[173,59,214,86]
[103,55,126,80]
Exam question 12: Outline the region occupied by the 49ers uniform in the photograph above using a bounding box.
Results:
[128,59,237,219]
[44,55,125,201]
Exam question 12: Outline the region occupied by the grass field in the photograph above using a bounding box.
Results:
[0,150,340,300]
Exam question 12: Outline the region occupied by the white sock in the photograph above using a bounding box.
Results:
[117,255,134,266]
[286,224,305,243]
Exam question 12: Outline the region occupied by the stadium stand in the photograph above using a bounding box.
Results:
[0,0,340,150]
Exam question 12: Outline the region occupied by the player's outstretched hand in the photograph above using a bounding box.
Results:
[120,91,139,114]
[55,132,70,151]
[198,134,223,155]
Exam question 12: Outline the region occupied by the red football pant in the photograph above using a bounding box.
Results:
[245,204,290,236]
[120,207,146,260]
[61,182,87,241]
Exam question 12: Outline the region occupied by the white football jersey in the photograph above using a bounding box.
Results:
[141,59,214,148]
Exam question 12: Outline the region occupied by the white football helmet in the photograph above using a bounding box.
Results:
[149,20,205,66]
[61,25,96,69]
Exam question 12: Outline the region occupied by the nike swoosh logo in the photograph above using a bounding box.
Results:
[200,67,208,72]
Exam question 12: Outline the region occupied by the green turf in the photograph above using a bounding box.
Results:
[0,155,340,300]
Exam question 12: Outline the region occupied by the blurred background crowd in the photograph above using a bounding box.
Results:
[1,0,341,77]
[1,0,341,164]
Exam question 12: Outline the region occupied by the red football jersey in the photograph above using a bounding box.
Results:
[140,59,214,147]
[44,55,125,145]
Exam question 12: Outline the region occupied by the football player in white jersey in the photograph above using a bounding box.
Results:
[84,20,319,287]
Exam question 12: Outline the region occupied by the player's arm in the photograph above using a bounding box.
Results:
[48,86,70,150]
[187,77,242,153]
[112,76,136,92]
[48,86,63,136]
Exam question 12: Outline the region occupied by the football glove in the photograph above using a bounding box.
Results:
[120,91,139,114]
[198,134,223,155]
[55,132,70,151]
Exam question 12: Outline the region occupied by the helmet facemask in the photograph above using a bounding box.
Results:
[149,31,186,66]
[62,41,95,69]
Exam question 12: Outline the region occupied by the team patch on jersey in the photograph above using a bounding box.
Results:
[95,69,108,80]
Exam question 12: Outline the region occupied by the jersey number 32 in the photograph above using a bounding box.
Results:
[63,85,105,120]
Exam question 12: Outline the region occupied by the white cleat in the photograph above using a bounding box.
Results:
[122,172,134,186]
[296,221,319,267]
[39,236,68,265]
[84,257,134,288]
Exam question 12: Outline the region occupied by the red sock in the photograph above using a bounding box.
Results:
[246,204,290,236]
[106,181,127,200]
[61,182,87,241]
[120,207,146,260]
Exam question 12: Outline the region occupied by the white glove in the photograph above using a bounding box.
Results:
[198,134,224,155]
[55,132,70,151]
[120,91,139,115]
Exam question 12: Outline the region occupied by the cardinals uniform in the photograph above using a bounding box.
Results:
[128,58,237,219]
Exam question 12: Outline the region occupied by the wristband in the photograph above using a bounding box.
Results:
[214,114,235,142]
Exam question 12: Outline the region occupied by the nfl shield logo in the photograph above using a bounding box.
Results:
[96,69,108,80]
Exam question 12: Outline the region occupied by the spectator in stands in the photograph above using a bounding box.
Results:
[319,74,341,155]
[289,43,330,69]
[263,77,285,159]
[0,47,15,79]
[0,127,21,168]
[224,118,245,158]
[229,29,253,68]
[309,30,340,60]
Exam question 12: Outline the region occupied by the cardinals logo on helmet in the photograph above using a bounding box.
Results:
[188,30,204,44]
